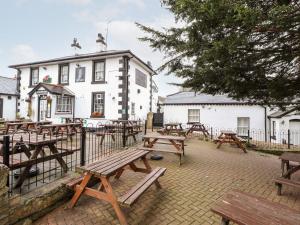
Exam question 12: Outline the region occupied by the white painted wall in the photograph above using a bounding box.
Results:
[164,104,266,132]
[18,54,154,123]
[0,95,17,120]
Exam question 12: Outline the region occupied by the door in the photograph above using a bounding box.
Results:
[38,96,47,121]
[0,98,3,118]
[289,120,300,146]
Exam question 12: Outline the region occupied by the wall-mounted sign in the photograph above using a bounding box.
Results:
[36,90,48,96]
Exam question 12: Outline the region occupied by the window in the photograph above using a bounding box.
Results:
[272,121,276,137]
[92,92,105,117]
[59,64,69,84]
[75,67,85,82]
[30,68,39,86]
[137,89,141,94]
[237,117,250,136]
[56,96,72,113]
[135,69,147,88]
[188,109,200,123]
[131,102,135,115]
[93,61,105,82]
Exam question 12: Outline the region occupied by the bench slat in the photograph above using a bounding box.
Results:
[274,177,300,187]
[118,167,166,206]
[139,147,182,154]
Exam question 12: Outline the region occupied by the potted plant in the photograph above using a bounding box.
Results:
[91,112,102,118]
[43,75,52,83]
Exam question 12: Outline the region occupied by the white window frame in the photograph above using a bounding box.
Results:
[56,96,72,114]
[188,109,200,123]
[93,61,105,82]
[92,92,105,116]
[59,64,69,84]
[237,117,250,136]
[31,68,39,86]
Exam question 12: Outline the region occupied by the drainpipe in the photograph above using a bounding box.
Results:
[16,69,21,119]
[123,56,130,120]
[263,106,267,142]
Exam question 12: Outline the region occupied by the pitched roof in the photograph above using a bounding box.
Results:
[28,83,74,97]
[164,91,250,105]
[9,50,155,74]
[268,107,300,118]
[0,76,18,96]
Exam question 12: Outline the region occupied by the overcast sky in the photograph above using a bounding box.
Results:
[0,0,183,96]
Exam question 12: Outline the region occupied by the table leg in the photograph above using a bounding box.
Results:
[48,144,68,172]
[282,165,300,179]
[69,173,92,208]
[221,217,229,225]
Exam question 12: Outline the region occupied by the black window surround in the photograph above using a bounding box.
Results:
[92,60,106,84]
[29,67,39,87]
[91,92,105,118]
[58,64,69,85]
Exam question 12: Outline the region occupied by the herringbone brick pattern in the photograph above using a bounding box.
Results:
[34,138,300,225]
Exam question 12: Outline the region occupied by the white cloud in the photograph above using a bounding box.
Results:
[10,44,39,64]
[118,0,146,8]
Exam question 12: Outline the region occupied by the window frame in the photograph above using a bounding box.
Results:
[30,67,39,87]
[58,64,69,85]
[91,92,105,118]
[188,109,200,123]
[237,117,250,136]
[55,96,73,114]
[92,60,106,83]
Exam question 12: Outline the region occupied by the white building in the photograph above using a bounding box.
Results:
[9,50,156,124]
[164,91,300,142]
[0,76,18,120]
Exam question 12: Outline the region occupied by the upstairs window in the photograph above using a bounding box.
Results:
[188,109,200,123]
[93,61,105,82]
[56,96,72,113]
[131,102,135,115]
[30,68,39,86]
[237,117,250,136]
[59,64,69,84]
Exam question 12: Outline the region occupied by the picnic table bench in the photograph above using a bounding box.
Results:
[38,123,82,140]
[96,124,139,145]
[274,152,300,195]
[211,189,300,225]
[142,134,185,165]
[68,149,166,225]
[0,133,69,187]
[214,130,247,153]
[186,122,210,137]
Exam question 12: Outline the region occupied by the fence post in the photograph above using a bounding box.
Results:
[3,135,10,187]
[210,127,213,140]
[144,120,147,135]
[247,130,250,144]
[288,129,291,149]
[80,127,86,166]
[122,123,126,148]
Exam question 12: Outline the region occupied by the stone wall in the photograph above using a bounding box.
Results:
[0,164,9,225]
[0,167,77,225]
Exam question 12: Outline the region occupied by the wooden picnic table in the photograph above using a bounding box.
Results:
[96,123,139,145]
[38,123,82,136]
[186,122,210,137]
[68,149,166,225]
[4,121,52,134]
[142,134,186,165]
[157,123,186,136]
[214,130,247,153]
[274,152,300,195]
[211,189,300,225]
[0,133,69,187]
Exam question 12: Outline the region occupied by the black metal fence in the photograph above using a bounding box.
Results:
[1,120,144,196]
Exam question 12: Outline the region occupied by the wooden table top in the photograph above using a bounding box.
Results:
[279,152,300,163]
[0,133,67,144]
[77,149,149,177]
[211,189,300,225]
[40,123,81,128]
[165,123,182,126]
[220,130,236,135]
[143,134,186,141]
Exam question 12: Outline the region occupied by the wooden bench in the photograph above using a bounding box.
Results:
[211,189,300,225]
[139,147,183,165]
[118,167,166,206]
[274,177,300,195]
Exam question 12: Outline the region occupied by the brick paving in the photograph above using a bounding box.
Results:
[34,138,300,225]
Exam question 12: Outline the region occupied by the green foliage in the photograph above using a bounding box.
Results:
[137,0,300,105]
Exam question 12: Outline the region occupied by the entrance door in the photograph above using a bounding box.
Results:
[290,119,300,146]
[38,96,47,121]
[0,98,3,118]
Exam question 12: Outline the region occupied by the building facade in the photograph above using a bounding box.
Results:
[9,50,156,124]
[0,76,18,120]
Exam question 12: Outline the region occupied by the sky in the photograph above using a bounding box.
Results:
[0,0,183,96]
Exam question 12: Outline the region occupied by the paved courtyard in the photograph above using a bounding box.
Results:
[34,138,300,225]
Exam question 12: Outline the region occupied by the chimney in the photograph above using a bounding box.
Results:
[96,33,107,51]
